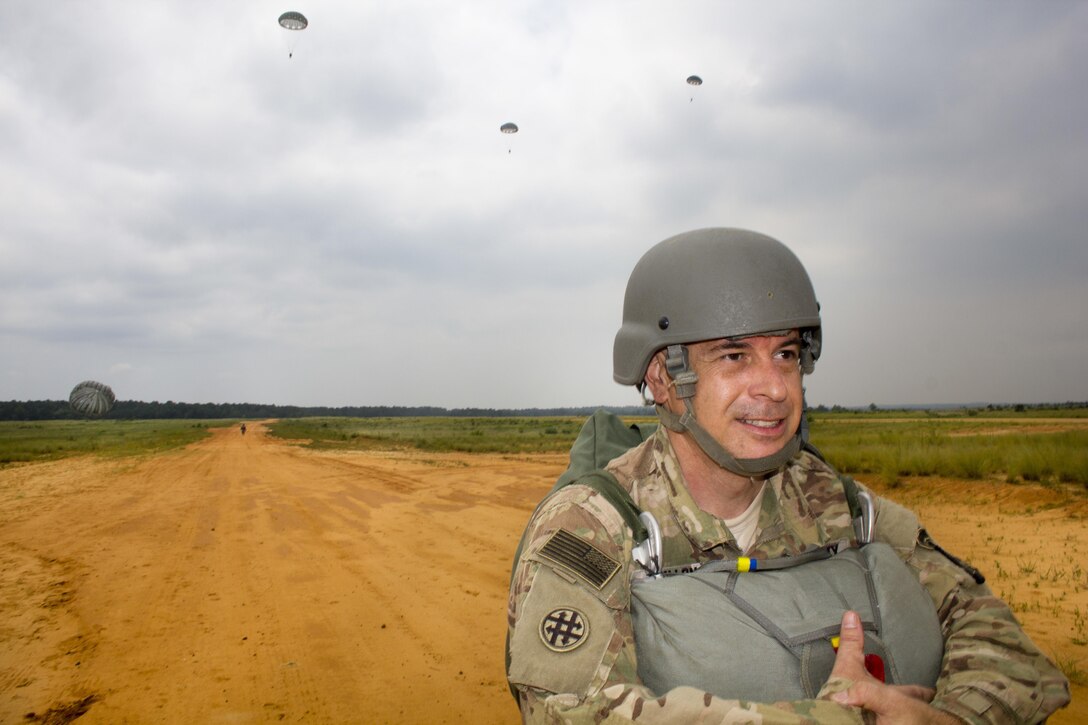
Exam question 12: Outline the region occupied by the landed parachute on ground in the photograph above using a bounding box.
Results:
[278,11,308,57]
[69,380,116,417]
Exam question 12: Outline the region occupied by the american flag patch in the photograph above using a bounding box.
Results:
[539,529,620,590]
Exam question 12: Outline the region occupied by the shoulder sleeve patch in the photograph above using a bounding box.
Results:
[538,529,620,590]
[509,565,615,695]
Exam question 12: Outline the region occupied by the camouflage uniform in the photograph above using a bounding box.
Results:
[507,428,1070,724]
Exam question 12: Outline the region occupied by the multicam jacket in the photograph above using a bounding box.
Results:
[507,428,1070,724]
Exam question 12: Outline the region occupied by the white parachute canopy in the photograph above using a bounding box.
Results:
[69,380,116,417]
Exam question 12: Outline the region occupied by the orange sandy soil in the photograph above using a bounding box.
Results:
[1,422,1083,724]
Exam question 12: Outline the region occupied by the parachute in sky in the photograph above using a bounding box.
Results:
[278,11,308,57]
[69,380,116,417]
[500,122,518,153]
[686,75,703,102]
[278,11,308,30]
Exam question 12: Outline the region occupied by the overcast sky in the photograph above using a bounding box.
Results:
[2,1,1085,409]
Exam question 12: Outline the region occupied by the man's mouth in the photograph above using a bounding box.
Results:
[740,418,783,429]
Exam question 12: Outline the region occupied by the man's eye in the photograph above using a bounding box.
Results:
[776,349,799,360]
[722,352,745,362]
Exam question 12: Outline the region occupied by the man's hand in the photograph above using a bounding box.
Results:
[828,611,961,725]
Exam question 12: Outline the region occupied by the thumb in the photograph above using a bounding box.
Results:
[837,610,865,648]
[829,610,868,680]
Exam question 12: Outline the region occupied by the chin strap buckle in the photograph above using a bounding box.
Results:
[664,344,698,399]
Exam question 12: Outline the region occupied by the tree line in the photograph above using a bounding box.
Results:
[3,399,1084,422]
[0,400,651,421]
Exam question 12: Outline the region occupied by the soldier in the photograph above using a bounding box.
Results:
[506,228,1069,723]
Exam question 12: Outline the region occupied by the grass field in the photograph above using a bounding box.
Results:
[266,415,602,454]
[0,419,229,465]
[267,411,1088,488]
[4,411,1087,489]
[808,415,1088,487]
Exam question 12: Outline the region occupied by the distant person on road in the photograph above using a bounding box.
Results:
[240,423,247,436]
[506,228,1069,723]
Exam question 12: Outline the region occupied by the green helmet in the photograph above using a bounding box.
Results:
[613,227,822,386]
[613,227,822,477]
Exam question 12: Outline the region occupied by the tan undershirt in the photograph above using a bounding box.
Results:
[722,482,765,553]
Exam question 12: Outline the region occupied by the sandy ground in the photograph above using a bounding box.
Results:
[0,421,1083,724]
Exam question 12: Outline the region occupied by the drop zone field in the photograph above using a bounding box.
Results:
[1,412,1085,723]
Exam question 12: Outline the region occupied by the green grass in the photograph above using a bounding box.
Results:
[0,419,224,466]
[1056,654,1087,687]
[271,412,1088,487]
[6,410,1085,489]
[808,416,1088,486]
[814,406,1088,419]
[266,416,609,454]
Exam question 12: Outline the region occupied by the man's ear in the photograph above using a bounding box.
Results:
[643,352,671,405]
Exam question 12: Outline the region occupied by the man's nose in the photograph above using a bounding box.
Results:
[748,356,791,401]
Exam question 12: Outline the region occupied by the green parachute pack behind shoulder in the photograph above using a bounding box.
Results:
[551,409,657,539]
[518,409,656,571]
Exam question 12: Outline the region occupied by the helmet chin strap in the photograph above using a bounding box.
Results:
[657,344,803,478]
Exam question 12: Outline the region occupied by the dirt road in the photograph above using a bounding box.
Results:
[1,422,545,723]
[1,422,1082,723]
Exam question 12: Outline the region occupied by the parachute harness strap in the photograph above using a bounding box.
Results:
[698,543,843,575]
[657,344,802,478]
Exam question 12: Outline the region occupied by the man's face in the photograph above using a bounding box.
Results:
[680,332,804,462]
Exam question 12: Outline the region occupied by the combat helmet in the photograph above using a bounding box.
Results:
[613,227,822,476]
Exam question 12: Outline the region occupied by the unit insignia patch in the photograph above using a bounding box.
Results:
[540,607,588,652]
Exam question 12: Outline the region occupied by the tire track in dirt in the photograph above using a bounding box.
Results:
[0,546,95,723]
